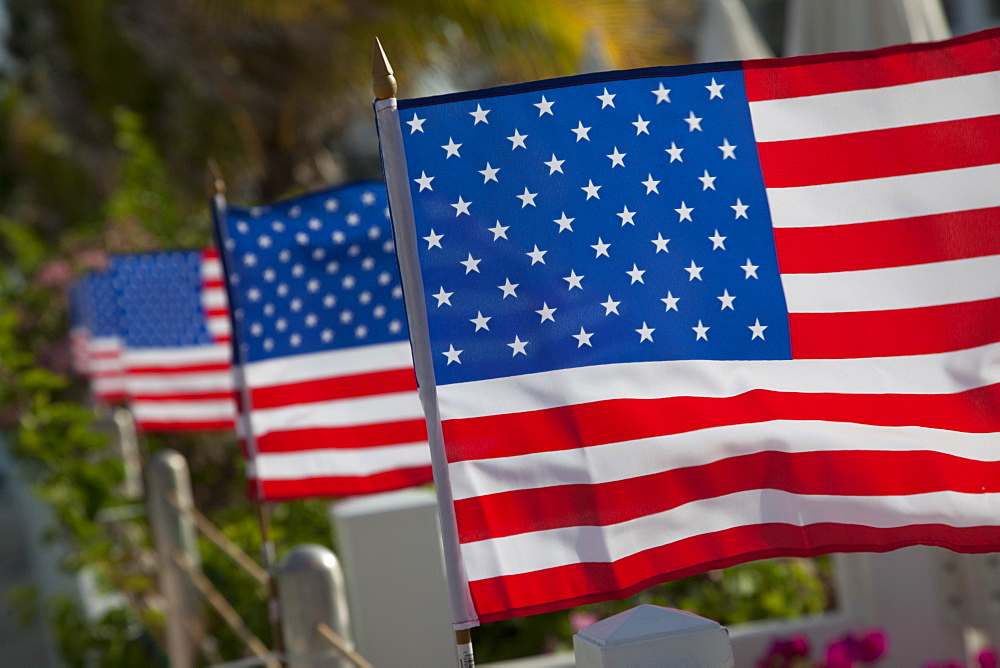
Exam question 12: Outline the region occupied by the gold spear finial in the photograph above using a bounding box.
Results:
[372,37,397,100]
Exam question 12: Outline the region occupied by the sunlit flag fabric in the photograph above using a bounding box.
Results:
[375,28,1000,627]
[213,182,431,500]
[111,250,237,432]
[70,272,126,403]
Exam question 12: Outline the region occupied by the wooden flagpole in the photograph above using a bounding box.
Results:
[207,161,286,664]
[372,36,478,668]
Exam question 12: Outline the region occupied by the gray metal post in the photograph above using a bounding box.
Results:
[147,449,202,668]
[112,407,144,499]
[574,604,734,668]
[278,544,353,668]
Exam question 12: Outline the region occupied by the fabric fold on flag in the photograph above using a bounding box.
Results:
[376,27,1000,626]
[111,249,237,432]
[213,182,432,501]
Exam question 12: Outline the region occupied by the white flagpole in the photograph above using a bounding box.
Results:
[371,36,479,664]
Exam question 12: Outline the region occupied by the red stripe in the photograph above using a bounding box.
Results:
[468,523,1000,622]
[789,298,1000,359]
[136,418,236,432]
[254,418,428,453]
[774,208,1000,273]
[95,391,125,403]
[443,384,1000,462]
[253,466,434,500]
[203,279,224,289]
[757,116,1000,188]
[455,450,1000,543]
[128,391,235,402]
[743,28,1000,101]
[127,362,230,373]
[250,367,417,409]
[205,308,229,317]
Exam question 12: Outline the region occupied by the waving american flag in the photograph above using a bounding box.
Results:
[69,272,126,403]
[214,183,431,501]
[377,28,1000,626]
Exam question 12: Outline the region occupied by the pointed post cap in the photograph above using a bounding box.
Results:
[372,37,397,100]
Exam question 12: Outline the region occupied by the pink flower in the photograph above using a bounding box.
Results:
[569,610,600,632]
[980,649,999,668]
[75,249,107,271]
[759,635,810,667]
[857,629,888,662]
[35,259,72,288]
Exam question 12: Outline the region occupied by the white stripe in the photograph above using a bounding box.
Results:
[461,490,1000,580]
[782,254,1000,313]
[448,422,999,500]
[125,370,234,394]
[123,344,230,368]
[437,342,1000,420]
[89,358,124,374]
[244,341,414,388]
[201,257,223,279]
[749,70,1000,142]
[89,337,122,354]
[130,399,236,422]
[249,390,424,437]
[255,442,431,480]
[207,316,231,337]
[93,377,125,394]
[201,290,228,310]
[766,163,1000,229]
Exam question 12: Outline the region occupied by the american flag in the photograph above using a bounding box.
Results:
[378,28,1000,626]
[111,250,237,432]
[214,182,431,501]
[70,272,126,403]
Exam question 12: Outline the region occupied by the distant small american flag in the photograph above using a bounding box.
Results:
[215,182,431,500]
[70,272,126,403]
[378,28,1000,626]
[111,250,237,432]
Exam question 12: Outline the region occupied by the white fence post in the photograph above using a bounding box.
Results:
[146,449,202,668]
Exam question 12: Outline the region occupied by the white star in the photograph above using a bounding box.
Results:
[597,87,616,108]
[573,327,594,348]
[423,229,443,249]
[443,344,463,364]
[388,320,403,334]
[661,291,680,311]
[507,129,528,150]
[554,212,575,232]
[479,163,500,183]
[407,113,426,133]
[632,115,650,135]
[433,287,453,306]
[665,142,684,162]
[636,322,655,342]
[749,318,768,340]
[544,154,565,174]
[706,77,725,99]
[460,253,481,273]
[498,278,519,298]
[470,311,491,331]
[699,170,717,190]
[709,229,727,249]
[526,245,547,265]
[582,180,601,200]
[517,187,538,208]
[442,137,462,157]
[508,336,529,356]
[741,259,759,279]
[469,104,490,124]
[536,303,557,322]
[563,270,584,290]
[732,198,749,219]
[451,196,472,216]
[693,320,710,341]
[571,121,592,142]
[607,147,626,168]
[718,289,736,310]
[651,233,670,253]
[617,206,636,226]
[534,96,555,116]
[685,260,704,281]
[719,138,737,159]
[626,264,646,284]
[675,201,694,222]
[652,82,671,103]
[685,111,703,131]
[591,238,611,257]
[642,174,660,194]
[602,295,620,315]
[489,221,509,240]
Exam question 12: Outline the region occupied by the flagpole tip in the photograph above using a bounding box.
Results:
[372,37,397,100]
[207,158,226,197]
